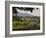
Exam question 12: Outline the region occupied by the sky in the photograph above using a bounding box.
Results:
[16,8,40,16]
[13,7,40,16]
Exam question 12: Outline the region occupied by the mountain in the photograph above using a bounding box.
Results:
[16,8,33,17]
[17,12,33,17]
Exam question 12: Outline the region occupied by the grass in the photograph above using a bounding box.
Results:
[12,16,40,31]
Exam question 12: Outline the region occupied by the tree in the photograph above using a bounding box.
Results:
[12,7,18,16]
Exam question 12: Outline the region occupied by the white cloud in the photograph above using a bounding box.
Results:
[16,8,40,16]
[32,8,40,16]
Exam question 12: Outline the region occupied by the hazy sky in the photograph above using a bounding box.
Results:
[16,8,40,16]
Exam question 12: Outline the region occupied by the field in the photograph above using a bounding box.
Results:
[12,16,40,31]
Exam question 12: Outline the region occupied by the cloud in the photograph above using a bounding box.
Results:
[32,8,40,16]
[16,8,40,16]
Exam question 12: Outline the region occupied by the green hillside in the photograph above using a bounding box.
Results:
[12,16,40,31]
